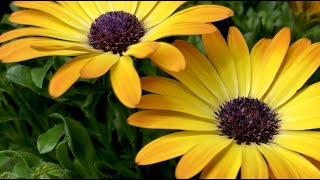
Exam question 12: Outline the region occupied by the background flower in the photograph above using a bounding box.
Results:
[129,26,320,178]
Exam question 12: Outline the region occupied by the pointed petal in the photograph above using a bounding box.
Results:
[80,52,120,79]
[137,94,214,119]
[263,42,320,108]
[14,1,89,31]
[136,131,217,165]
[241,144,268,179]
[257,143,299,178]
[202,28,238,99]
[49,53,100,98]
[135,1,158,21]
[128,110,217,131]
[142,1,186,29]
[228,27,251,97]
[175,136,232,179]
[149,42,185,72]
[200,142,241,179]
[250,27,291,99]
[123,41,160,58]
[172,40,229,102]
[110,56,141,108]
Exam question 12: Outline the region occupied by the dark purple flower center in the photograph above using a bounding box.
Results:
[88,11,145,54]
[215,97,280,145]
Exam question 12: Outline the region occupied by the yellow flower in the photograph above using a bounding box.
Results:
[0,1,233,108]
[128,26,320,178]
[289,1,320,22]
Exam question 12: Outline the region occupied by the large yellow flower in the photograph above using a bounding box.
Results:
[128,26,320,178]
[0,1,233,108]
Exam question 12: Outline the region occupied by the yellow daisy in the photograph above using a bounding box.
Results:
[0,1,233,108]
[128,26,320,178]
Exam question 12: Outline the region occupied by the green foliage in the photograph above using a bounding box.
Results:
[0,1,320,179]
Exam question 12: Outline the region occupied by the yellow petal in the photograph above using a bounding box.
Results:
[0,38,90,63]
[202,28,238,99]
[9,10,87,36]
[172,40,229,102]
[200,142,242,179]
[137,94,214,119]
[136,131,217,165]
[271,143,320,178]
[149,42,185,72]
[80,52,119,79]
[14,1,89,31]
[279,130,320,139]
[134,1,158,21]
[79,1,102,20]
[57,1,93,24]
[142,22,216,41]
[175,136,233,179]
[263,42,320,108]
[304,156,320,170]
[110,56,141,108]
[128,110,217,131]
[109,1,138,14]
[164,5,233,24]
[273,132,320,162]
[250,27,291,99]
[241,144,268,179]
[0,27,87,43]
[142,1,186,29]
[249,38,272,97]
[95,1,112,14]
[228,27,251,97]
[123,41,160,58]
[141,76,212,109]
[49,53,101,98]
[257,143,299,178]
[161,66,221,109]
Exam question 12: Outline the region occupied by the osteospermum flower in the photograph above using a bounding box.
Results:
[128,26,320,178]
[0,1,233,108]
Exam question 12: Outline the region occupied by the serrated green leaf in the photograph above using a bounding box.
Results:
[37,124,64,154]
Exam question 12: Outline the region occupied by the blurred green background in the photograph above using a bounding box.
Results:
[0,1,319,179]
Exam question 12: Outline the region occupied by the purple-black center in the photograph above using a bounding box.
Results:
[215,97,280,145]
[88,11,145,54]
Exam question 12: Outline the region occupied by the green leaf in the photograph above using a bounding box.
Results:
[50,113,98,178]
[55,139,74,171]
[5,64,40,94]
[31,59,54,89]
[37,123,65,154]
[12,161,31,178]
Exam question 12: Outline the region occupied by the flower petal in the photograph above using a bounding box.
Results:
[141,76,211,109]
[149,42,185,72]
[128,110,217,131]
[0,27,87,43]
[200,142,242,179]
[137,94,214,119]
[80,52,120,79]
[95,1,112,14]
[134,1,158,21]
[228,27,251,97]
[273,132,320,161]
[123,41,160,58]
[79,1,102,20]
[135,131,217,165]
[250,27,291,99]
[142,22,216,41]
[14,1,89,31]
[9,10,87,36]
[0,38,90,63]
[172,40,229,102]
[109,1,138,14]
[202,28,238,99]
[257,143,299,178]
[241,144,268,179]
[263,42,320,108]
[175,136,233,179]
[49,53,100,98]
[57,1,93,24]
[110,56,141,108]
[142,1,186,29]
